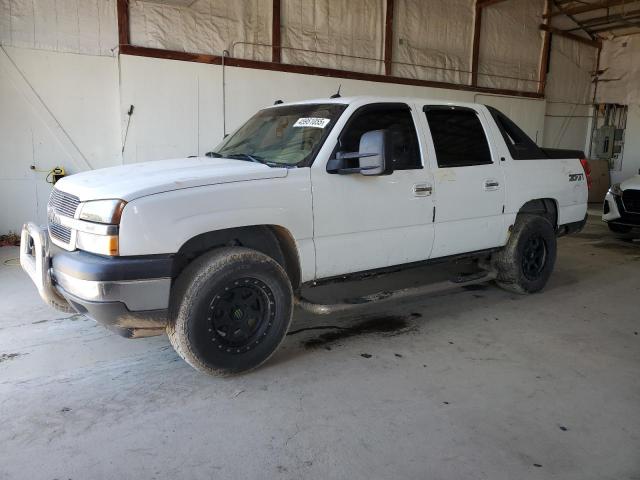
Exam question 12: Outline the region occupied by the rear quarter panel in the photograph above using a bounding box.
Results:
[503,157,588,238]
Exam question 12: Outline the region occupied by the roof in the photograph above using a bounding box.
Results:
[266,95,483,110]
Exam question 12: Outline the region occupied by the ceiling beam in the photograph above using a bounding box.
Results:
[566,9,640,30]
[539,24,602,47]
[544,0,640,19]
[588,20,640,32]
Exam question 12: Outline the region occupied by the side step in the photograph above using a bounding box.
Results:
[295,271,497,315]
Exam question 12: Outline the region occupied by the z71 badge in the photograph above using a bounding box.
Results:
[569,173,584,182]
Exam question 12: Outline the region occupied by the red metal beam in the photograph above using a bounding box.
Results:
[384,0,395,75]
[117,0,130,47]
[471,3,483,86]
[119,44,543,99]
[272,0,281,63]
[538,0,552,95]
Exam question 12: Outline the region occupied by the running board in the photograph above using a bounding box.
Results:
[295,271,497,315]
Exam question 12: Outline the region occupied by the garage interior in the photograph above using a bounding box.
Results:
[1,0,639,478]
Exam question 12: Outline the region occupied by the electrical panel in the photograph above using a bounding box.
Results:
[589,104,627,171]
[594,125,615,159]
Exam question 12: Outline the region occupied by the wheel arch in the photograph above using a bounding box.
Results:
[173,225,302,290]
[516,198,559,229]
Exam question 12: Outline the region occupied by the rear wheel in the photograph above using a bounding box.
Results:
[167,247,293,375]
[493,214,557,294]
[608,223,632,234]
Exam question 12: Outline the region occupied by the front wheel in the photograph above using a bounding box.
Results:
[167,247,293,375]
[493,214,557,294]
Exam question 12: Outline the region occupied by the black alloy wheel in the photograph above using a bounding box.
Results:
[521,234,547,281]
[208,278,276,353]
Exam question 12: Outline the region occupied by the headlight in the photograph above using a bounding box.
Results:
[76,199,125,256]
[609,183,623,196]
[78,199,126,224]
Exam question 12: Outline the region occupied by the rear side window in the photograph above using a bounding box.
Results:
[338,104,422,170]
[486,106,544,160]
[424,106,492,168]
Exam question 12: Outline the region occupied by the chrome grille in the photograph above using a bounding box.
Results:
[48,188,80,247]
[49,222,72,244]
[49,188,80,218]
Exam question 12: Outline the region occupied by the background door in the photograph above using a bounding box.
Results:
[311,103,435,279]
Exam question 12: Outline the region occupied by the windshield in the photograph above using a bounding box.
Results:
[213,103,347,167]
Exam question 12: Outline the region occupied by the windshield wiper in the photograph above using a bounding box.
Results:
[226,153,264,164]
[206,151,287,168]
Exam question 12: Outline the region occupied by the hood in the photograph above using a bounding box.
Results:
[54,157,289,202]
[621,174,640,191]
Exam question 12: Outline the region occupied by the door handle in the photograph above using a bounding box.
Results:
[484,179,500,191]
[414,184,433,196]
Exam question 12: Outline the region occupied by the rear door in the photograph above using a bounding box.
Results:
[422,105,506,258]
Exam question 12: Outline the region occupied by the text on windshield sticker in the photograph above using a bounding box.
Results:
[293,117,331,128]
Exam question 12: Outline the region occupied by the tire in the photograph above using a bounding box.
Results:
[608,223,632,234]
[493,214,557,294]
[167,247,293,376]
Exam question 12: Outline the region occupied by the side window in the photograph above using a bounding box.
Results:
[424,106,492,168]
[338,104,422,170]
[486,106,544,160]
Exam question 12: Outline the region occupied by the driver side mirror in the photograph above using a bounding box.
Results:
[327,129,393,175]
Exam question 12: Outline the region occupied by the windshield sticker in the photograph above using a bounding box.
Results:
[293,117,331,129]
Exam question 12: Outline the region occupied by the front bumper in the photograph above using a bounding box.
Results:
[603,192,640,227]
[20,223,172,338]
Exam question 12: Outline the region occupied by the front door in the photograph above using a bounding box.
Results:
[422,105,506,258]
[311,103,435,279]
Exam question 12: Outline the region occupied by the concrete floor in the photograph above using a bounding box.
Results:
[1,214,639,480]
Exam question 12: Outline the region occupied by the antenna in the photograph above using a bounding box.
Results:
[274,99,283,105]
[330,85,342,99]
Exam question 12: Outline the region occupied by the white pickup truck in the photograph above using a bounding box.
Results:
[21,96,589,375]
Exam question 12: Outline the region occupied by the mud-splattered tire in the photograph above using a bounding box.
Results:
[167,247,293,376]
[608,223,632,234]
[493,214,557,294]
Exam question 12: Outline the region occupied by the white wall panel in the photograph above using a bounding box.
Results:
[597,35,640,106]
[280,0,385,74]
[478,0,544,93]
[0,46,121,232]
[119,54,224,163]
[546,36,596,105]
[129,0,272,60]
[393,0,473,84]
[541,36,597,152]
[0,0,118,56]
[611,104,640,184]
